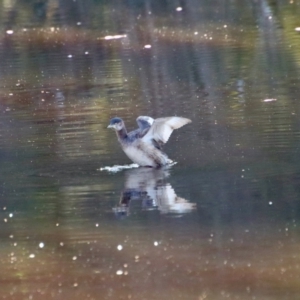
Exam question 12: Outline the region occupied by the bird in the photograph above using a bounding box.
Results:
[107,116,191,168]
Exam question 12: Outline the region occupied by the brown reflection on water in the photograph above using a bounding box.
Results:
[1,216,300,300]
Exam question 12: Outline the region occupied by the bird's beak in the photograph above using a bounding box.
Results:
[107,124,114,129]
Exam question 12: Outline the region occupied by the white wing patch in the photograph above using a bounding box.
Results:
[142,117,191,145]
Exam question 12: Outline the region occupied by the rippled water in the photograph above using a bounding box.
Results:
[1,0,300,299]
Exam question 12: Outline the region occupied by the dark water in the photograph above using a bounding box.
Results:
[1,0,300,299]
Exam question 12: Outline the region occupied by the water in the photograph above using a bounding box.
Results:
[1,0,300,299]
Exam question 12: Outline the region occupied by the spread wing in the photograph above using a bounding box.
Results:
[141,117,191,146]
[128,116,154,139]
[136,116,154,130]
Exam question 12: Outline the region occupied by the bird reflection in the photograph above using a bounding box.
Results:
[113,167,196,217]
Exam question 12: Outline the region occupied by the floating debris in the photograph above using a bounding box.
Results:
[104,34,127,40]
[263,98,277,102]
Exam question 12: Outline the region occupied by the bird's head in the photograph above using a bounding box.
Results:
[107,117,124,131]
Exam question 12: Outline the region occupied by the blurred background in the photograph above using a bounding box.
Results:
[1,0,300,299]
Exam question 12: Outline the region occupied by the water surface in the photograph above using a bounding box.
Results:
[1,0,300,299]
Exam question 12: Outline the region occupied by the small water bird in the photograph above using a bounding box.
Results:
[107,116,191,168]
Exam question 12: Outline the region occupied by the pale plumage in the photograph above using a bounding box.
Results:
[108,116,191,168]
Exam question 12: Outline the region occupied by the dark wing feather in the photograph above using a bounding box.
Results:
[128,116,154,139]
[136,116,154,130]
